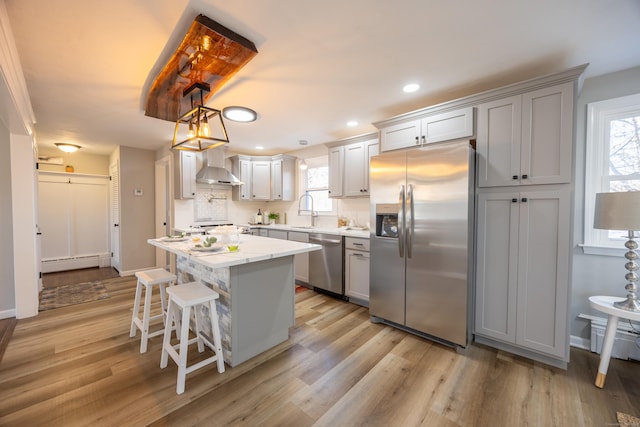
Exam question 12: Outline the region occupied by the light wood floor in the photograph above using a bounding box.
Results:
[42,267,121,289]
[1,275,640,426]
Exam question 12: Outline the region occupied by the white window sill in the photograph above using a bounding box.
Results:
[580,244,627,257]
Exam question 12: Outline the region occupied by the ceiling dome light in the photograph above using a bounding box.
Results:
[403,83,420,93]
[55,143,81,153]
[223,106,257,122]
[347,120,358,127]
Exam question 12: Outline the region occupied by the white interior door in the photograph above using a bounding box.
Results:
[110,161,121,272]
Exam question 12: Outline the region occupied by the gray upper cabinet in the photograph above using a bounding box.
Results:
[378,107,474,152]
[174,151,197,199]
[328,146,343,198]
[251,161,271,200]
[270,155,295,201]
[477,82,574,187]
[327,133,379,198]
[231,154,295,201]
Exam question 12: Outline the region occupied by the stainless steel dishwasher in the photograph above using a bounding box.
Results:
[308,232,344,297]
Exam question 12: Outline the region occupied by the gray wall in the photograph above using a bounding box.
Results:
[571,66,640,339]
[119,146,156,272]
[0,117,15,312]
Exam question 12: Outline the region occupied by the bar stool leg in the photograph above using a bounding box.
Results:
[159,282,168,325]
[194,304,205,353]
[209,299,225,374]
[160,299,174,369]
[176,304,192,394]
[139,283,154,353]
[129,279,143,338]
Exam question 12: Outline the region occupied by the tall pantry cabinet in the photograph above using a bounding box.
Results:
[474,67,585,368]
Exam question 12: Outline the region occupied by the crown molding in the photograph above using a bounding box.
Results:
[0,1,35,136]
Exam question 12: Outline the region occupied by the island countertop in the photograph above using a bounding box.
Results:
[148,234,320,269]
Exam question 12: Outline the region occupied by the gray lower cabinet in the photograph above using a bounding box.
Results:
[267,229,288,240]
[288,231,309,284]
[475,189,571,365]
[345,237,370,306]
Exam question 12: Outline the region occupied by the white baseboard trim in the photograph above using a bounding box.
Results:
[570,335,590,350]
[117,268,144,277]
[0,308,17,319]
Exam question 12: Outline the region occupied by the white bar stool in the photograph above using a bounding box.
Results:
[129,268,177,353]
[160,281,225,395]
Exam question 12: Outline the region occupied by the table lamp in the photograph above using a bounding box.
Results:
[593,191,640,312]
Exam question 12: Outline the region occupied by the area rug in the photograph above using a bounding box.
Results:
[39,281,110,311]
[618,412,640,427]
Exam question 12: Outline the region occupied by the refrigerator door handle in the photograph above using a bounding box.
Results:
[398,185,405,258]
[407,183,414,258]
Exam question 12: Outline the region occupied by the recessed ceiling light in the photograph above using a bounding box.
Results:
[299,140,308,146]
[403,83,420,93]
[255,146,264,150]
[55,143,81,153]
[223,106,258,122]
[347,120,358,127]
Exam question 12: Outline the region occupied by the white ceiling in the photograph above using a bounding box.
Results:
[5,0,640,156]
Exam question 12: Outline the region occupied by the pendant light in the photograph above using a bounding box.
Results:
[171,82,229,152]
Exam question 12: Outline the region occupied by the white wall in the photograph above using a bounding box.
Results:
[37,147,110,175]
[571,66,640,338]
[118,146,156,273]
[0,117,15,317]
[11,134,38,318]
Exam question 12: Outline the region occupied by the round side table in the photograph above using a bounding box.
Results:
[588,296,640,388]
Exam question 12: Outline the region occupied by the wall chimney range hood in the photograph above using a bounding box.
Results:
[196,149,242,186]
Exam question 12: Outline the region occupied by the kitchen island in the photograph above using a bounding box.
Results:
[148,234,320,367]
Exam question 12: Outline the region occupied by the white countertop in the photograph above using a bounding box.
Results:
[148,234,321,269]
[246,224,371,239]
[174,224,371,238]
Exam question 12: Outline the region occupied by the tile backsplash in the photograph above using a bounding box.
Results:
[194,188,230,221]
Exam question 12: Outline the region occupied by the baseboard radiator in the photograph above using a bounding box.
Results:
[581,314,640,362]
[41,253,111,273]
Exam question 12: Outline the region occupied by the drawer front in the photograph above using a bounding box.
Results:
[345,237,370,251]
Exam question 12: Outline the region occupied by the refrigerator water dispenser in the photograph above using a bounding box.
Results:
[375,204,398,238]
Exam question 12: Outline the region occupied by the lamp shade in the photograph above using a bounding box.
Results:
[594,191,640,230]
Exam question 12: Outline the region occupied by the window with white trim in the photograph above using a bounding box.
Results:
[299,155,335,214]
[584,93,640,253]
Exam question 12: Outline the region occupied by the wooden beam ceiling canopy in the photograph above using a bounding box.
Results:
[145,14,258,122]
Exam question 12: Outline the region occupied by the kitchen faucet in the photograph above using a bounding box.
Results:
[298,193,318,227]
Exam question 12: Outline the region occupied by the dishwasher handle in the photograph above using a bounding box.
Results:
[309,236,342,244]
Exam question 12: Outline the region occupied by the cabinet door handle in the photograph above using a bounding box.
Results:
[512,175,519,180]
[512,198,518,203]
[353,243,364,246]
[521,197,528,203]
[415,136,420,145]
[522,174,528,179]
[421,136,426,144]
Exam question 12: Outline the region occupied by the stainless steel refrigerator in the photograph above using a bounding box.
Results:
[369,139,475,348]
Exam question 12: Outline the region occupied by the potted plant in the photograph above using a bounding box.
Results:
[268,212,279,224]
